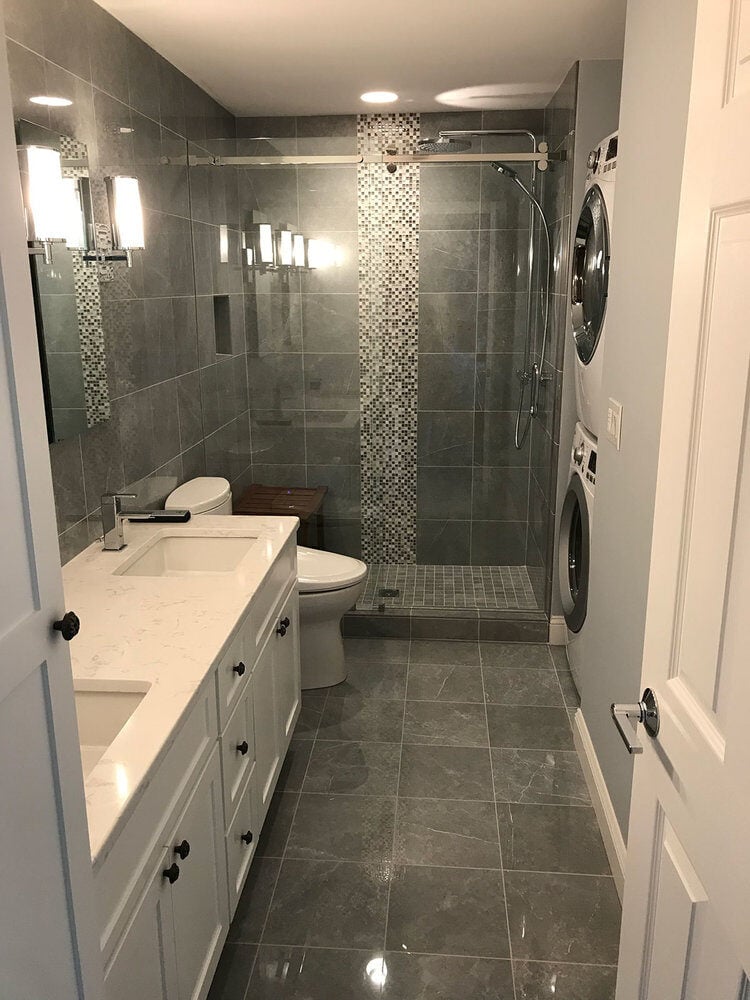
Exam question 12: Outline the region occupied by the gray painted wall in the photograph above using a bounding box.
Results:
[552,60,623,620]
[580,0,699,838]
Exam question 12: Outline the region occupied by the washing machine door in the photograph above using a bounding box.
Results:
[571,184,610,366]
[558,474,590,633]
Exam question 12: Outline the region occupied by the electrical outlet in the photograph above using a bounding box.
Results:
[606,398,623,449]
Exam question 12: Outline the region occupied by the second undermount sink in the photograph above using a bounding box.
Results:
[74,683,150,777]
[116,533,260,578]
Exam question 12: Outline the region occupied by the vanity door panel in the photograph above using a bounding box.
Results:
[169,747,228,1000]
[273,588,301,744]
[252,637,280,822]
[103,864,177,1000]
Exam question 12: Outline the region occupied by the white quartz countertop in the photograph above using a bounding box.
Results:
[62,515,299,867]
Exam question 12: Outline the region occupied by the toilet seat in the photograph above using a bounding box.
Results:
[297,546,367,595]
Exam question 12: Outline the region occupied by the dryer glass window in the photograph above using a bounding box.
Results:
[571,185,610,365]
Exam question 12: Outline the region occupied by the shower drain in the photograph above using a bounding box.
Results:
[378,588,401,598]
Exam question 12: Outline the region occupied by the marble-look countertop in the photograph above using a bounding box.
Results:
[62,515,299,867]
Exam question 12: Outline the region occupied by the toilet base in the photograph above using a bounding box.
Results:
[299,580,366,689]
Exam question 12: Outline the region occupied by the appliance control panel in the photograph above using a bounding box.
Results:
[586,130,618,181]
[572,431,597,487]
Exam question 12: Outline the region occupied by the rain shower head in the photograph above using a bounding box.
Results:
[416,135,472,153]
[491,161,518,180]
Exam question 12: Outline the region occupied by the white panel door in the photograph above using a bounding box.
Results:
[0,13,101,1000]
[616,0,750,995]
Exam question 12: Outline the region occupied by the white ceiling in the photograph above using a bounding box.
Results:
[94,0,626,117]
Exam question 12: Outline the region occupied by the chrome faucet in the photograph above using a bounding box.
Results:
[101,493,191,551]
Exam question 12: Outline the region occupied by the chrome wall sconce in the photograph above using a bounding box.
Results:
[246,218,341,273]
[85,175,145,267]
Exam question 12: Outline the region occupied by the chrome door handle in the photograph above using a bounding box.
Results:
[611,688,659,755]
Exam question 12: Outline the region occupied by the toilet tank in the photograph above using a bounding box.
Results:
[165,477,232,516]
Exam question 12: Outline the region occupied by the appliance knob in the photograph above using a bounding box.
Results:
[587,148,600,171]
[573,444,585,465]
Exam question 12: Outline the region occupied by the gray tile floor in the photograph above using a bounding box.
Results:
[208,640,620,1000]
[357,565,539,611]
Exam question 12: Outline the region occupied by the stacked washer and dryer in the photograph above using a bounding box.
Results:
[558,131,618,689]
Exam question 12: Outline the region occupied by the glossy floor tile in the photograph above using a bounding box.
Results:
[285,793,396,862]
[505,870,621,964]
[394,797,501,868]
[302,740,400,795]
[209,638,620,999]
[387,865,510,957]
[513,960,617,1000]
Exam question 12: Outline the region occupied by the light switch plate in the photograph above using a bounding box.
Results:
[606,398,623,449]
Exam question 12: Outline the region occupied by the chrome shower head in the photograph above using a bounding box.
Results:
[491,161,518,180]
[417,135,472,153]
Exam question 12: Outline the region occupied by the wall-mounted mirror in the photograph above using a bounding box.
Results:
[17,119,110,442]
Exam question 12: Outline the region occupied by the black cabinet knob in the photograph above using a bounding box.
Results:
[276,617,289,637]
[163,862,180,884]
[53,611,80,641]
[280,617,290,629]
[236,740,249,756]
[240,830,253,845]
[233,661,246,677]
[174,840,190,860]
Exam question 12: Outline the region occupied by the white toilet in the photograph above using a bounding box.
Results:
[165,477,367,689]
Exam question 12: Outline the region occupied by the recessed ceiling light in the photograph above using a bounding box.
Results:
[30,95,73,107]
[360,91,398,104]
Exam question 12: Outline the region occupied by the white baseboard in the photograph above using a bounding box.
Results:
[573,708,626,901]
[548,615,567,645]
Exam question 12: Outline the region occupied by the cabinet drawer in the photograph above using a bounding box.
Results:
[225,768,259,912]
[95,681,218,965]
[219,678,256,823]
[215,620,250,729]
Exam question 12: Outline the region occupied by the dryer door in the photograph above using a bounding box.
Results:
[571,184,610,365]
[558,473,591,633]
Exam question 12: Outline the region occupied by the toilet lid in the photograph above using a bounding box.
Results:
[297,546,368,594]
[166,477,231,514]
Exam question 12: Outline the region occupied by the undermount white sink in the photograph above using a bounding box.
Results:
[74,684,150,777]
[116,534,260,578]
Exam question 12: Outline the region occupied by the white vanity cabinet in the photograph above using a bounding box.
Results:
[96,538,301,1000]
[252,585,301,820]
[103,748,227,1000]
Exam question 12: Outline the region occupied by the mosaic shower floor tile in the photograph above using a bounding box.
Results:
[356,564,539,611]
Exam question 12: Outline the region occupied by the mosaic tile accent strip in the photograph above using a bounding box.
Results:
[357,564,540,611]
[358,113,421,563]
[60,134,110,427]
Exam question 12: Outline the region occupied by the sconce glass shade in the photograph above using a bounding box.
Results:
[293,234,306,268]
[106,175,144,250]
[25,145,66,241]
[276,229,293,267]
[60,178,87,249]
[255,223,275,266]
[307,238,340,270]
[219,224,229,263]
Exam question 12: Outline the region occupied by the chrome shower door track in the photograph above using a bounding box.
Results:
[185,147,549,169]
